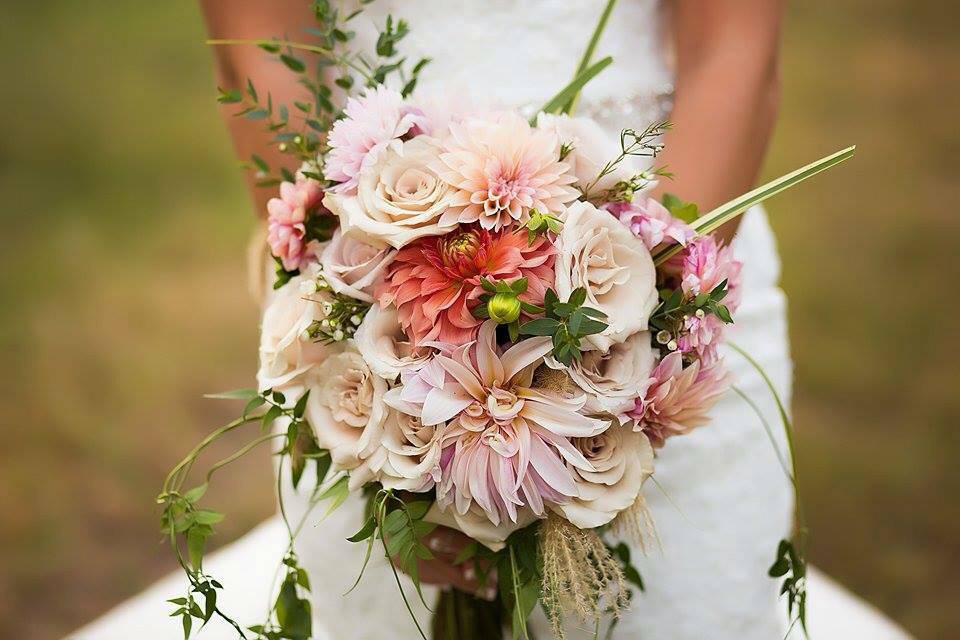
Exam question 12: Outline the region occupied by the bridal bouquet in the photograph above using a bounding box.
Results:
[158,2,852,639]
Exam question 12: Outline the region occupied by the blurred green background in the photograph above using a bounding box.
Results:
[0,1,956,638]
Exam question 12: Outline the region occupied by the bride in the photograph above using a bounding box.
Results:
[73,1,910,638]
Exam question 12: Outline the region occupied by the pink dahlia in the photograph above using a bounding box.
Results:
[324,86,425,194]
[377,225,555,345]
[606,197,694,251]
[266,175,325,271]
[628,351,730,448]
[431,112,578,231]
[384,321,608,525]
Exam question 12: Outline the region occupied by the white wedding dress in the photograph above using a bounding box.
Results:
[73,1,911,638]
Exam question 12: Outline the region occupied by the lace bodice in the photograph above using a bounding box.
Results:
[354,0,674,128]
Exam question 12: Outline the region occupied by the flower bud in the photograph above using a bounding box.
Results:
[487,293,522,324]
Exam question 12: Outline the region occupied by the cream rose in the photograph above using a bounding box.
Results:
[546,331,656,416]
[425,502,539,552]
[324,136,457,249]
[354,303,430,380]
[257,265,341,393]
[304,342,388,488]
[377,407,442,492]
[319,229,395,303]
[537,113,638,197]
[553,420,654,529]
[554,200,658,352]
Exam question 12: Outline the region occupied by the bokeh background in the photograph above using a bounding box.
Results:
[1,1,957,638]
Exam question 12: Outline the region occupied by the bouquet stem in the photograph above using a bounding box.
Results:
[431,588,506,640]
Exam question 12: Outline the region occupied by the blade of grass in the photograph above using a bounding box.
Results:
[563,0,618,114]
[534,57,613,123]
[653,146,856,265]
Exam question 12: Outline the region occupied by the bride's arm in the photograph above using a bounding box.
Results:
[658,0,785,243]
[199,0,316,218]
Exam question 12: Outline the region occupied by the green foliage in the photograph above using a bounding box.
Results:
[580,122,670,199]
[661,193,700,223]
[769,538,808,636]
[519,288,608,365]
[648,278,734,357]
[522,209,563,244]
[473,277,542,340]
[347,489,438,639]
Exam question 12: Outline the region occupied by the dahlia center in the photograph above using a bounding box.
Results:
[486,386,524,423]
[439,230,481,266]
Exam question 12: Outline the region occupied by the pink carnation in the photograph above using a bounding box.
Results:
[606,197,693,251]
[661,235,743,360]
[383,321,607,526]
[677,235,743,309]
[266,175,325,271]
[378,225,555,345]
[629,351,730,448]
[324,86,425,193]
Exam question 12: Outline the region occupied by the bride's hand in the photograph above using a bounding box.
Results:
[395,526,498,600]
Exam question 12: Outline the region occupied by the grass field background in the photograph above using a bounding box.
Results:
[1,1,956,638]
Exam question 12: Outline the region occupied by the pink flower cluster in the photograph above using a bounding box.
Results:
[266,175,325,271]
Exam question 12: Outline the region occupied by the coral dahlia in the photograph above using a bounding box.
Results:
[378,225,555,345]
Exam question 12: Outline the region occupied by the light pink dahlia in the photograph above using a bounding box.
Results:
[431,112,578,231]
[266,175,325,271]
[324,86,425,194]
[628,351,731,448]
[377,225,555,345]
[384,321,608,526]
[606,197,694,251]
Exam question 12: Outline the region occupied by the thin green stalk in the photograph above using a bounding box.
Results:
[206,38,376,82]
[162,415,260,495]
[732,385,792,481]
[563,0,617,115]
[509,546,530,640]
[652,146,856,265]
[727,343,805,532]
[535,57,613,122]
[204,433,284,484]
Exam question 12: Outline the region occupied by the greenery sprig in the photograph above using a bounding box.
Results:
[648,279,733,357]
[473,277,544,341]
[519,287,608,366]
[580,121,671,199]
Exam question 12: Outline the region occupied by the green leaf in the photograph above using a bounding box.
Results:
[661,193,700,223]
[296,568,311,591]
[187,527,206,571]
[192,509,225,525]
[251,154,270,173]
[317,475,350,517]
[182,613,192,639]
[204,388,259,400]
[293,391,310,419]
[519,318,560,336]
[568,287,587,308]
[561,0,617,114]
[405,500,431,521]
[280,54,306,73]
[536,56,613,118]
[347,516,377,543]
[714,304,734,324]
[183,484,207,503]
